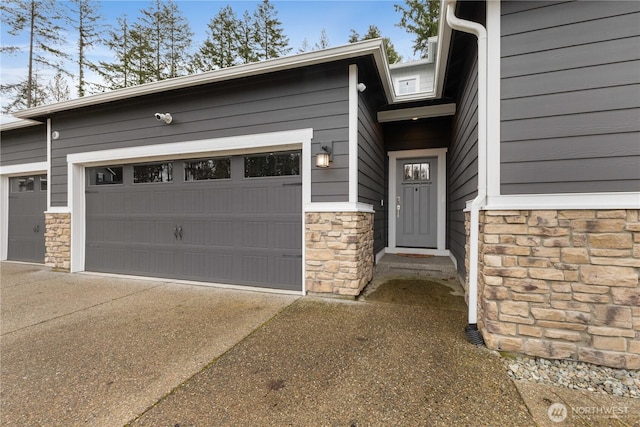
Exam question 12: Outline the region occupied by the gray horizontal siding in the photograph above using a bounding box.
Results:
[501,1,640,194]
[0,125,47,166]
[449,54,478,279]
[357,89,386,256]
[49,63,350,206]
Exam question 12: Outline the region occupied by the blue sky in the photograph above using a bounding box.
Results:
[0,0,418,104]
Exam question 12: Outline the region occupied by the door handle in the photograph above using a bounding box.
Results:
[36,224,39,233]
[173,226,179,239]
[177,226,183,240]
[396,196,401,218]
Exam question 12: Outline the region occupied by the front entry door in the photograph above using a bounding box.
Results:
[396,157,437,248]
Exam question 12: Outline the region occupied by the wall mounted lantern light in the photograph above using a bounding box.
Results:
[316,142,333,168]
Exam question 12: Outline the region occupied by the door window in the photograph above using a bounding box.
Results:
[403,162,430,182]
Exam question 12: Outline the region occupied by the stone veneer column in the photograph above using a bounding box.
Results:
[470,209,639,369]
[44,212,71,271]
[305,212,374,296]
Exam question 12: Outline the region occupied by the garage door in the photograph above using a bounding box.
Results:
[85,152,302,291]
[8,175,47,263]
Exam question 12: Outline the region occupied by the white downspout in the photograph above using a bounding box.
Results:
[445,1,487,336]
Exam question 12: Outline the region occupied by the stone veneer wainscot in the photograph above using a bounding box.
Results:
[305,212,373,296]
[465,209,640,370]
[44,212,71,271]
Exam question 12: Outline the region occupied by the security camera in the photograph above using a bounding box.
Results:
[154,112,173,124]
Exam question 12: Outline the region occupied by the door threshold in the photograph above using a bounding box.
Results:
[386,247,450,257]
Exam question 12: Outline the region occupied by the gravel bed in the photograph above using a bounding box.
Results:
[504,356,640,399]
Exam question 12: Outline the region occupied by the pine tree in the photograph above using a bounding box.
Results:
[100,16,134,89]
[253,0,290,60]
[137,0,192,80]
[313,28,329,50]
[348,25,401,64]
[297,38,310,54]
[191,5,240,72]
[0,0,69,108]
[395,0,439,58]
[237,10,257,64]
[47,70,71,102]
[1,70,49,113]
[163,1,193,78]
[67,0,103,97]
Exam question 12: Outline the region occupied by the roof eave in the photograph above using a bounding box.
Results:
[0,118,43,131]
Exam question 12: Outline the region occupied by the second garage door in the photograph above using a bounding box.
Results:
[85,151,302,291]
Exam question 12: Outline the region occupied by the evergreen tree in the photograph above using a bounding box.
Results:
[297,38,310,54]
[47,70,71,102]
[313,28,330,50]
[191,5,240,72]
[349,25,401,64]
[237,10,257,64]
[67,0,103,97]
[395,0,439,58]
[0,0,69,108]
[1,70,49,113]
[137,0,192,80]
[253,0,290,60]
[100,16,134,89]
[163,1,193,78]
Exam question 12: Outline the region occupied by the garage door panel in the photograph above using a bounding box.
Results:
[271,185,302,213]
[274,222,302,249]
[8,175,46,263]
[85,152,302,291]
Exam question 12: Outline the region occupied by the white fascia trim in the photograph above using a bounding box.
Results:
[67,128,314,276]
[385,247,451,257]
[349,64,359,204]
[0,161,49,261]
[388,148,448,253]
[486,0,501,198]
[0,161,48,176]
[0,118,42,131]
[15,40,388,118]
[486,193,640,211]
[377,104,456,123]
[435,1,454,99]
[304,202,374,213]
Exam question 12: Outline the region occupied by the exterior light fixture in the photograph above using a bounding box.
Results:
[316,142,333,168]
[154,112,173,124]
[357,83,367,92]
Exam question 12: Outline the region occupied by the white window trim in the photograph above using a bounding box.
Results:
[67,128,313,295]
[394,74,420,96]
[387,148,448,255]
[0,161,48,261]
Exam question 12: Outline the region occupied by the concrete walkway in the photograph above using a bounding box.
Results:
[1,262,297,426]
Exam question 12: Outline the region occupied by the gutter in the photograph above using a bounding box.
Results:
[444,0,487,345]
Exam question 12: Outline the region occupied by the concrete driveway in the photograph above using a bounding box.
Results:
[0,262,297,426]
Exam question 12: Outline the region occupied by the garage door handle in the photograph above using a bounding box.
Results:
[173,226,179,239]
[177,226,183,240]
[33,225,39,233]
